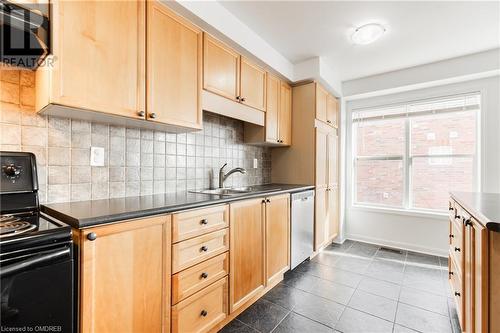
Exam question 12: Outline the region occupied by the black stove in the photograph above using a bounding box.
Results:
[0,151,74,332]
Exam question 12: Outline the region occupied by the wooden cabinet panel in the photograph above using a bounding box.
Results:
[279,82,292,146]
[327,132,338,186]
[46,0,145,119]
[315,83,328,123]
[172,229,229,273]
[327,94,338,127]
[203,34,240,101]
[315,127,328,187]
[172,205,229,243]
[265,74,280,143]
[315,187,328,251]
[79,216,170,333]
[171,277,228,333]
[328,187,339,240]
[450,256,464,329]
[172,252,229,304]
[147,1,202,129]
[229,198,265,312]
[240,57,266,111]
[265,194,290,284]
[472,220,488,333]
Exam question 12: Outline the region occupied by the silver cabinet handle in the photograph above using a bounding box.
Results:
[137,110,145,117]
[149,112,157,119]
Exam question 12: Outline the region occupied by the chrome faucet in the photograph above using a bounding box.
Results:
[219,163,246,188]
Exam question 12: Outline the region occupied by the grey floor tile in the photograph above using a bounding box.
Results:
[309,278,356,305]
[348,289,398,322]
[406,251,441,268]
[439,256,449,268]
[366,259,405,284]
[336,307,393,333]
[272,312,333,333]
[219,319,259,333]
[292,292,345,328]
[402,270,447,296]
[392,324,420,333]
[311,251,344,267]
[399,287,449,316]
[262,283,310,310]
[375,247,407,263]
[395,303,452,333]
[358,276,401,300]
[328,239,355,252]
[333,255,372,274]
[346,242,380,258]
[447,298,462,333]
[236,298,289,333]
[298,261,362,288]
[283,270,321,293]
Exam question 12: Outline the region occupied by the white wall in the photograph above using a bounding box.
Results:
[344,76,500,256]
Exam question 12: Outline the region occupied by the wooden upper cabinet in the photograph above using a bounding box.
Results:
[79,216,170,333]
[315,127,328,187]
[265,74,280,143]
[315,83,328,123]
[147,1,202,129]
[203,34,240,101]
[327,132,338,186]
[38,0,145,119]
[239,57,266,111]
[229,198,265,313]
[327,94,338,127]
[279,82,292,146]
[265,194,290,284]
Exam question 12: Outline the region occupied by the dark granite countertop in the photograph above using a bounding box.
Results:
[41,184,314,229]
[451,192,500,232]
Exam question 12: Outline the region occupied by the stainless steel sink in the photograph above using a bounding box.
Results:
[190,186,282,197]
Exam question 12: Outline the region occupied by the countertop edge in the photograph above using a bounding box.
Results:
[450,192,498,231]
[41,185,315,229]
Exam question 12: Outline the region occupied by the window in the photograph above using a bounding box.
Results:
[352,93,480,212]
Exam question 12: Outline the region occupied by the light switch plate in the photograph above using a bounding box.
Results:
[90,147,105,166]
[253,158,258,169]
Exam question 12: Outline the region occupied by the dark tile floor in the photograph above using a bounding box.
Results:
[220,240,461,333]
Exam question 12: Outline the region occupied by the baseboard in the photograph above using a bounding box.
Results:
[346,233,448,258]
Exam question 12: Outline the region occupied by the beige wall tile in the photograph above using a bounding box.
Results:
[71,183,91,202]
[20,86,35,107]
[71,166,91,183]
[1,70,20,84]
[48,184,70,203]
[1,81,19,104]
[22,126,47,146]
[20,70,35,87]
[48,127,71,147]
[91,182,108,199]
[1,123,21,145]
[0,102,21,124]
[22,145,47,165]
[71,148,90,166]
[48,166,70,184]
[109,182,125,198]
[49,147,71,166]
[21,109,46,127]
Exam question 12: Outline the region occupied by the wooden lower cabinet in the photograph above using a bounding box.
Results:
[314,186,328,250]
[265,194,290,284]
[77,215,171,333]
[229,198,266,312]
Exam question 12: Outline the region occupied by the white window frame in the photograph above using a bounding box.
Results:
[351,93,481,214]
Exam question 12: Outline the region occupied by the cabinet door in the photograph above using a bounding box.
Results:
[279,82,292,146]
[50,0,145,118]
[229,198,265,312]
[80,216,170,333]
[469,219,488,333]
[465,219,474,333]
[328,186,339,240]
[265,74,280,143]
[315,127,329,187]
[265,194,290,284]
[327,131,338,186]
[240,57,266,111]
[147,1,202,129]
[203,34,240,101]
[327,94,338,127]
[315,83,328,123]
[315,187,328,251]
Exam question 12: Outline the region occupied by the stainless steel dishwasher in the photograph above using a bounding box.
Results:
[290,189,315,269]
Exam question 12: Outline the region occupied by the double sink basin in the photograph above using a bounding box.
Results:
[190,186,281,197]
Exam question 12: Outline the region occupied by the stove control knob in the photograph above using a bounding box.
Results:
[87,232,97,241]
[2,164,21,180]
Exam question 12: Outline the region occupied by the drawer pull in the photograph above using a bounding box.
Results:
[454,247,461,252]
[201,272,208,279]
[449,234,454,238]
[455,292,461,297]
[464,219,472,227]
[200,310,208,317]
[200,245,208,252]
[449,207,454,211]
[200,219,208,225]
[449,271,454,276]
[87,232,97,241]
[455,214,461,219]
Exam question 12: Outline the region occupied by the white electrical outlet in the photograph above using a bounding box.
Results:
[90,147,105,166]
[253,158,258,169]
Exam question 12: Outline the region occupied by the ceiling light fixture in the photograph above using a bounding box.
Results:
[351,23,386,45]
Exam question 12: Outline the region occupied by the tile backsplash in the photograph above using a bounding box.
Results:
[0,68,271,203]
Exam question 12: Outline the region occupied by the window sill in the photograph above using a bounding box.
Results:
[350,204,448,220]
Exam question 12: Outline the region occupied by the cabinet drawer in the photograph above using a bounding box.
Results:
[172,205,229,243]
[448,200,456,221]
[172,252,229,304]
[449,221,464,273]
[172,228,229,273]
[449,256,464,328]
[172,277,228,333]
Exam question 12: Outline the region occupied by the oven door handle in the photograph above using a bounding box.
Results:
[0,247,71,278]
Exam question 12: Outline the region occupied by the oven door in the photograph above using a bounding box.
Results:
[1,244,74,332]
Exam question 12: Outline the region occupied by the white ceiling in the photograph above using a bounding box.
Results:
[219,1,500,81]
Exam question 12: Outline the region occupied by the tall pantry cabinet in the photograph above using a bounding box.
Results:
[271,82,340,251]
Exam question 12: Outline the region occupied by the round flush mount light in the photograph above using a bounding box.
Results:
[351,23,386,45]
